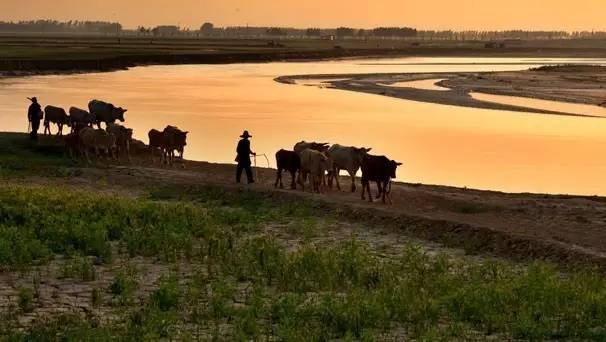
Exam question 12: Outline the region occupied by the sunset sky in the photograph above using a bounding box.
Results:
[1,0,605,31]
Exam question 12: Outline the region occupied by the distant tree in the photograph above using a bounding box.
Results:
[200,22,214,35]
[372,27,417,38]
[335,27,355,37]
[306,28,322,36]
[266,27,287,36]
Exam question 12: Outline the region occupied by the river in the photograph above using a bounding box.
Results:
[1,57,606,195]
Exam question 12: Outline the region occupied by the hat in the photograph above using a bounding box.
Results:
[240,130,252,138]
[27,97,38,103]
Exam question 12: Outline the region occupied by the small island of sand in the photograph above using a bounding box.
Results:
[277,65,606,117]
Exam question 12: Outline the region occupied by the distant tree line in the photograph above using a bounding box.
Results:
[3,20,606,41]
[0,20,121,34]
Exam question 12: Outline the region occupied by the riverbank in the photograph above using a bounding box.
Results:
[4,35,606,76]
[4,132,606,339]
[277,65,606,117]
[2,132,605,268]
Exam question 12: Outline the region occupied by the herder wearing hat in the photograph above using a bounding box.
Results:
[27,97,43,141]
[235,130,256,184]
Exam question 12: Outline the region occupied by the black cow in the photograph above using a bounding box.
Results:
[275,149,301,189]
[361,154,402,204]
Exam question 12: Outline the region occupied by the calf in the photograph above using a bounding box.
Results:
[130,139,149,155]
[107,123,133,161]
[299,149,330,193]
[360,155,402,204]
[327,144,372,192]
[294,141,331,186]
[63,123,87,158]
[275,149,301,189]
[43,105,70,136]
[79,127,117,163]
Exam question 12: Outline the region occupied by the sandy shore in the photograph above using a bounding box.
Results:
[277,65,606,117]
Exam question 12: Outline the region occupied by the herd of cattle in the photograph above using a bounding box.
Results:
[276,142,402,204]
[41,100,402,204]
[41,100,188,165]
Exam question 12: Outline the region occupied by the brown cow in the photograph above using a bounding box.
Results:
[80,127,117,163]
[360,155,403,204]
[299,149,330,193]
[107,123,133,161]
[163,126,188,166]
[43,105,70,136]
[148,129,166,164]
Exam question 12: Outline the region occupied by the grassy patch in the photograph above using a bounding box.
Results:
[0,133,77,178]
[2,183,606,339]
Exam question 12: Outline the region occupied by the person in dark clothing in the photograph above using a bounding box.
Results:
[236,130,256,184]
[27,97,42,141]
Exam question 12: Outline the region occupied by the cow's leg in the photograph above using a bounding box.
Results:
[301,171,307,192]
[376,182,383,199]
[57,123,63,136]
[290,170,297,189]
[349,170,357,193]
[334,167,342,190]
[126,141,131,162]
[275,168,281,188]
[84,148,91,164]
[361,179,366,200]
[367,182,374,203]
[382,181,388,204]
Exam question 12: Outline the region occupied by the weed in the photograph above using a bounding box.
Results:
[17,287,35,313]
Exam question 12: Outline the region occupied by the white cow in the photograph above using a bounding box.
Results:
[327,144,372,192]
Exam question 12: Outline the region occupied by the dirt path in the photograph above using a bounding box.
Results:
[18,156,606,269]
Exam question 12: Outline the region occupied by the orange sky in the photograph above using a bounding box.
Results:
[1,0,605,31]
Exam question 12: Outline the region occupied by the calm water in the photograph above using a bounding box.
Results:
[1,57,606,195]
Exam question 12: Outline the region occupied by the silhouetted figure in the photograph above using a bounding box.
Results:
[236,130,256,184]
[27,97,42,141]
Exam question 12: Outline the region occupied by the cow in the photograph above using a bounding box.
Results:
[69,107,96,129]
[148,129,166,164]
[130,139,149,155]
[327,144,372,192]
[162,126,188,166]
[43,105,70,136]
[360,155,403,204]
[294,141,330,154]
[79,127,117,163]
[88,100,127,129]
[275,149,301,189]
[64,123,87,158]
[106,123,133,161]
[294,141,331,185]
[299,149,330,193]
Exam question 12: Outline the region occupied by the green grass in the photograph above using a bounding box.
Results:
[2,183,606,339]
[0,133,78,178]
